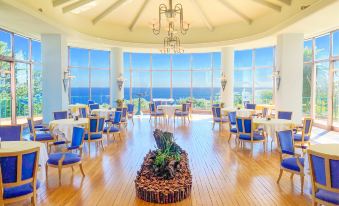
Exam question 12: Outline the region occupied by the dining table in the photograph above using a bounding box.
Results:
[255,104,275,111]
[157,105,182,119]
[91,108,116,119]
[221,107,256,117]
[0,141,49,181]
[49,118,89,141]
[68,104,88,116]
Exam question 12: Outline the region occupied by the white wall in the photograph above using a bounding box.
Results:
[275,33,304,121]
[42,34,68,123]
[221,47,234,107]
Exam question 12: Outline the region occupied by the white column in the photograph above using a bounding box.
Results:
[110,47,124,106]
[221,47,234,108]
[275,33,304,121]
[41,34,68,123]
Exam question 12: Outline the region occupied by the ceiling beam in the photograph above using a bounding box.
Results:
[52,0,72,7]
[62,0,95,13]
[252,0,282,12]
[190,0,214,31]
[129,0,150,31]
[92,0,129,24]
[276,0,292,6]
[217,0,252,24]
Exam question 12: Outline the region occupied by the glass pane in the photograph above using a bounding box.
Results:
[333,61,339,127]
[304,40,313,62]
[31,40,41,63]
[213,69,221,103]
[131,53,150,70]
[132,71,150,110]
[90,50,109,68]
[302,64,312,115]
[14,35,29,61]
[315,34,330,61]
[0,61,11,125]
[172,54,190,70]
[172,71,191,103]
[124,67,131,101]
[15,63,29,121]
[315,62,329,122]
[192,71,212,109]
[254,68,273,104]
[255,47,274,67]
[213,52,221,70]
[235,49,252,68]
[0,30,12,57]
[33,64,43,116]
[152,71,171,99]
[152,54,170,70]
[234,69,253,106]
[91,69,109,105]
[70,68,89,104]
[191,53,211,70]
[332,31,339,57]
[70,47,89,67]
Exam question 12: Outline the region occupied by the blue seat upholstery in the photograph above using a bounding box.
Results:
[294,134,310,141]
[47,153,81,165]
[230,127,237,133]
[151,111,164,116]
[30,132,54,141]
[88,100,95,105]
[103,127,119,133]
[79,107,87,118]
[4,181,40,199]
[239,133,265,141]
[315,189,339,205]
[281,157,305,172]
[246,103,256,110]
[277,111,292,120]
[89,103,99,111]
[84,133,102,140]
[214,117,228,122]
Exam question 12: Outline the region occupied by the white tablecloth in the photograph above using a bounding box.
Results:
[222,107,255,117]
[157,105,181,118]
[91,108,116,119]
[68,104,87,115]
[49,118,88,141]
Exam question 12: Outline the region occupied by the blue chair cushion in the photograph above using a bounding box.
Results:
[103,127,119,133]
[214,118,227,123]
[294,134,310,142]
[315,189,339,205]
[36,128,49,132]
[239,133,264,141]
[67,146,79,150]
[34,125,44,128]
[281,157,304,172]
[3,181,40,199]
[53,141,66,145]
[47,153,81,165]
[151,112,164,116]
[30,133,53,141]
[84,133,102,140]
[175,111,189,116]
[230,127,238,133]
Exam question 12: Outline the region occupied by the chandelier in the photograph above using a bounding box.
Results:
[161,31,184,54]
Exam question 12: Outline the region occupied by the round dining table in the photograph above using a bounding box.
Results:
[157,105,182,118]
[49,118,88,141]
[0,141,49,181]
[221,107,256,117]
[68,104,88,115]
[91,108,116,119]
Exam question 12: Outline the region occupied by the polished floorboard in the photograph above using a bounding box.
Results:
[20,115,321,206]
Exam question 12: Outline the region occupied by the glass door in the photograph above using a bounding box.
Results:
[0,61,12,125]
[333,62,339,128]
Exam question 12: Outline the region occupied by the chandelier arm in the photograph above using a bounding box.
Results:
[153,4,167,35]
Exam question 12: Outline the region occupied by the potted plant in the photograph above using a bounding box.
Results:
[116,99,124,108]
[220,102,225,108]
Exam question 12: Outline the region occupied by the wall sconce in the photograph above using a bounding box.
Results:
[272,71,281,90]
[116,74,125,90]
[221,72,227,91]
[63,69,75,92]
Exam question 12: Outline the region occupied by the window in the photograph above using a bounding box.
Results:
[69,47,110,105]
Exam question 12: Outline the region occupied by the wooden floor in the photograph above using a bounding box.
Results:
[24,115,313,206]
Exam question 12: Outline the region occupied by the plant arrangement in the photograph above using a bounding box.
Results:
[115,99,124,108]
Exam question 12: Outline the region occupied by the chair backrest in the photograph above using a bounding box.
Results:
[127,104,134,113]
[154,101,162,108]
[228,112,236,125]
[149,103,156,112]
[182,103,189,112]
[277,111,293,120]
[121,107,128,119]
[303,117,313,136]
[113,111,122,124]
[89,117,105,133]
[212,107,222,118]
[246,103,256,110]
[88,100,94,105]
[71,127,85,148]
[243,100,250,108]
[235,117,252,135]
[276,130,295,155]
[53,111,68,120]
[26,118,35,134]
[212,104,220,107]
[0,147,39,197]
[116,107,122,112]
[78,107,87,118]
[89,104,99,111]
[308,149,339,196]
[0,125,22,141]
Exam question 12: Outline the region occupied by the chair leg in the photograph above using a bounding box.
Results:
[212,122,215,129]
[45,164,48,182]
[228,133,232,142]
[101,140,105,151]
[290,173,294,179]
[31,194,37,206]
[277,169,283,183]
[301,175,304,195]
[58,166,62,185]
[71,166,74,173]
[79,163,85,177]
[88,142,91,155]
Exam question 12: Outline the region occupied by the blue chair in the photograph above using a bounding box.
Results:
[127,103,134,124]
[149,103,164,123]
[79,107,87,118]
[246,103,256,110]
[212,104,220,107]
[53,111,68,120]
[88,100,94,105]
[276,130,305,194]
[0,125,22,141]
[103,111,122,141]
[308,147,339,205]
[294,117,313,150]
[27,118,55,148]
[212,107,227,131]
[174,103,190,125]
[119,107,128,128]
[227,111,237,142]
[0,147,40,205]
[89,104,99,111]
[277,111,293,120]
[85,117,105,154]
[236,117,266,153]
[46,127,86,185]
[243,100,250,108]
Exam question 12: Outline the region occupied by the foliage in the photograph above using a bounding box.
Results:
[115,99,125,108]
